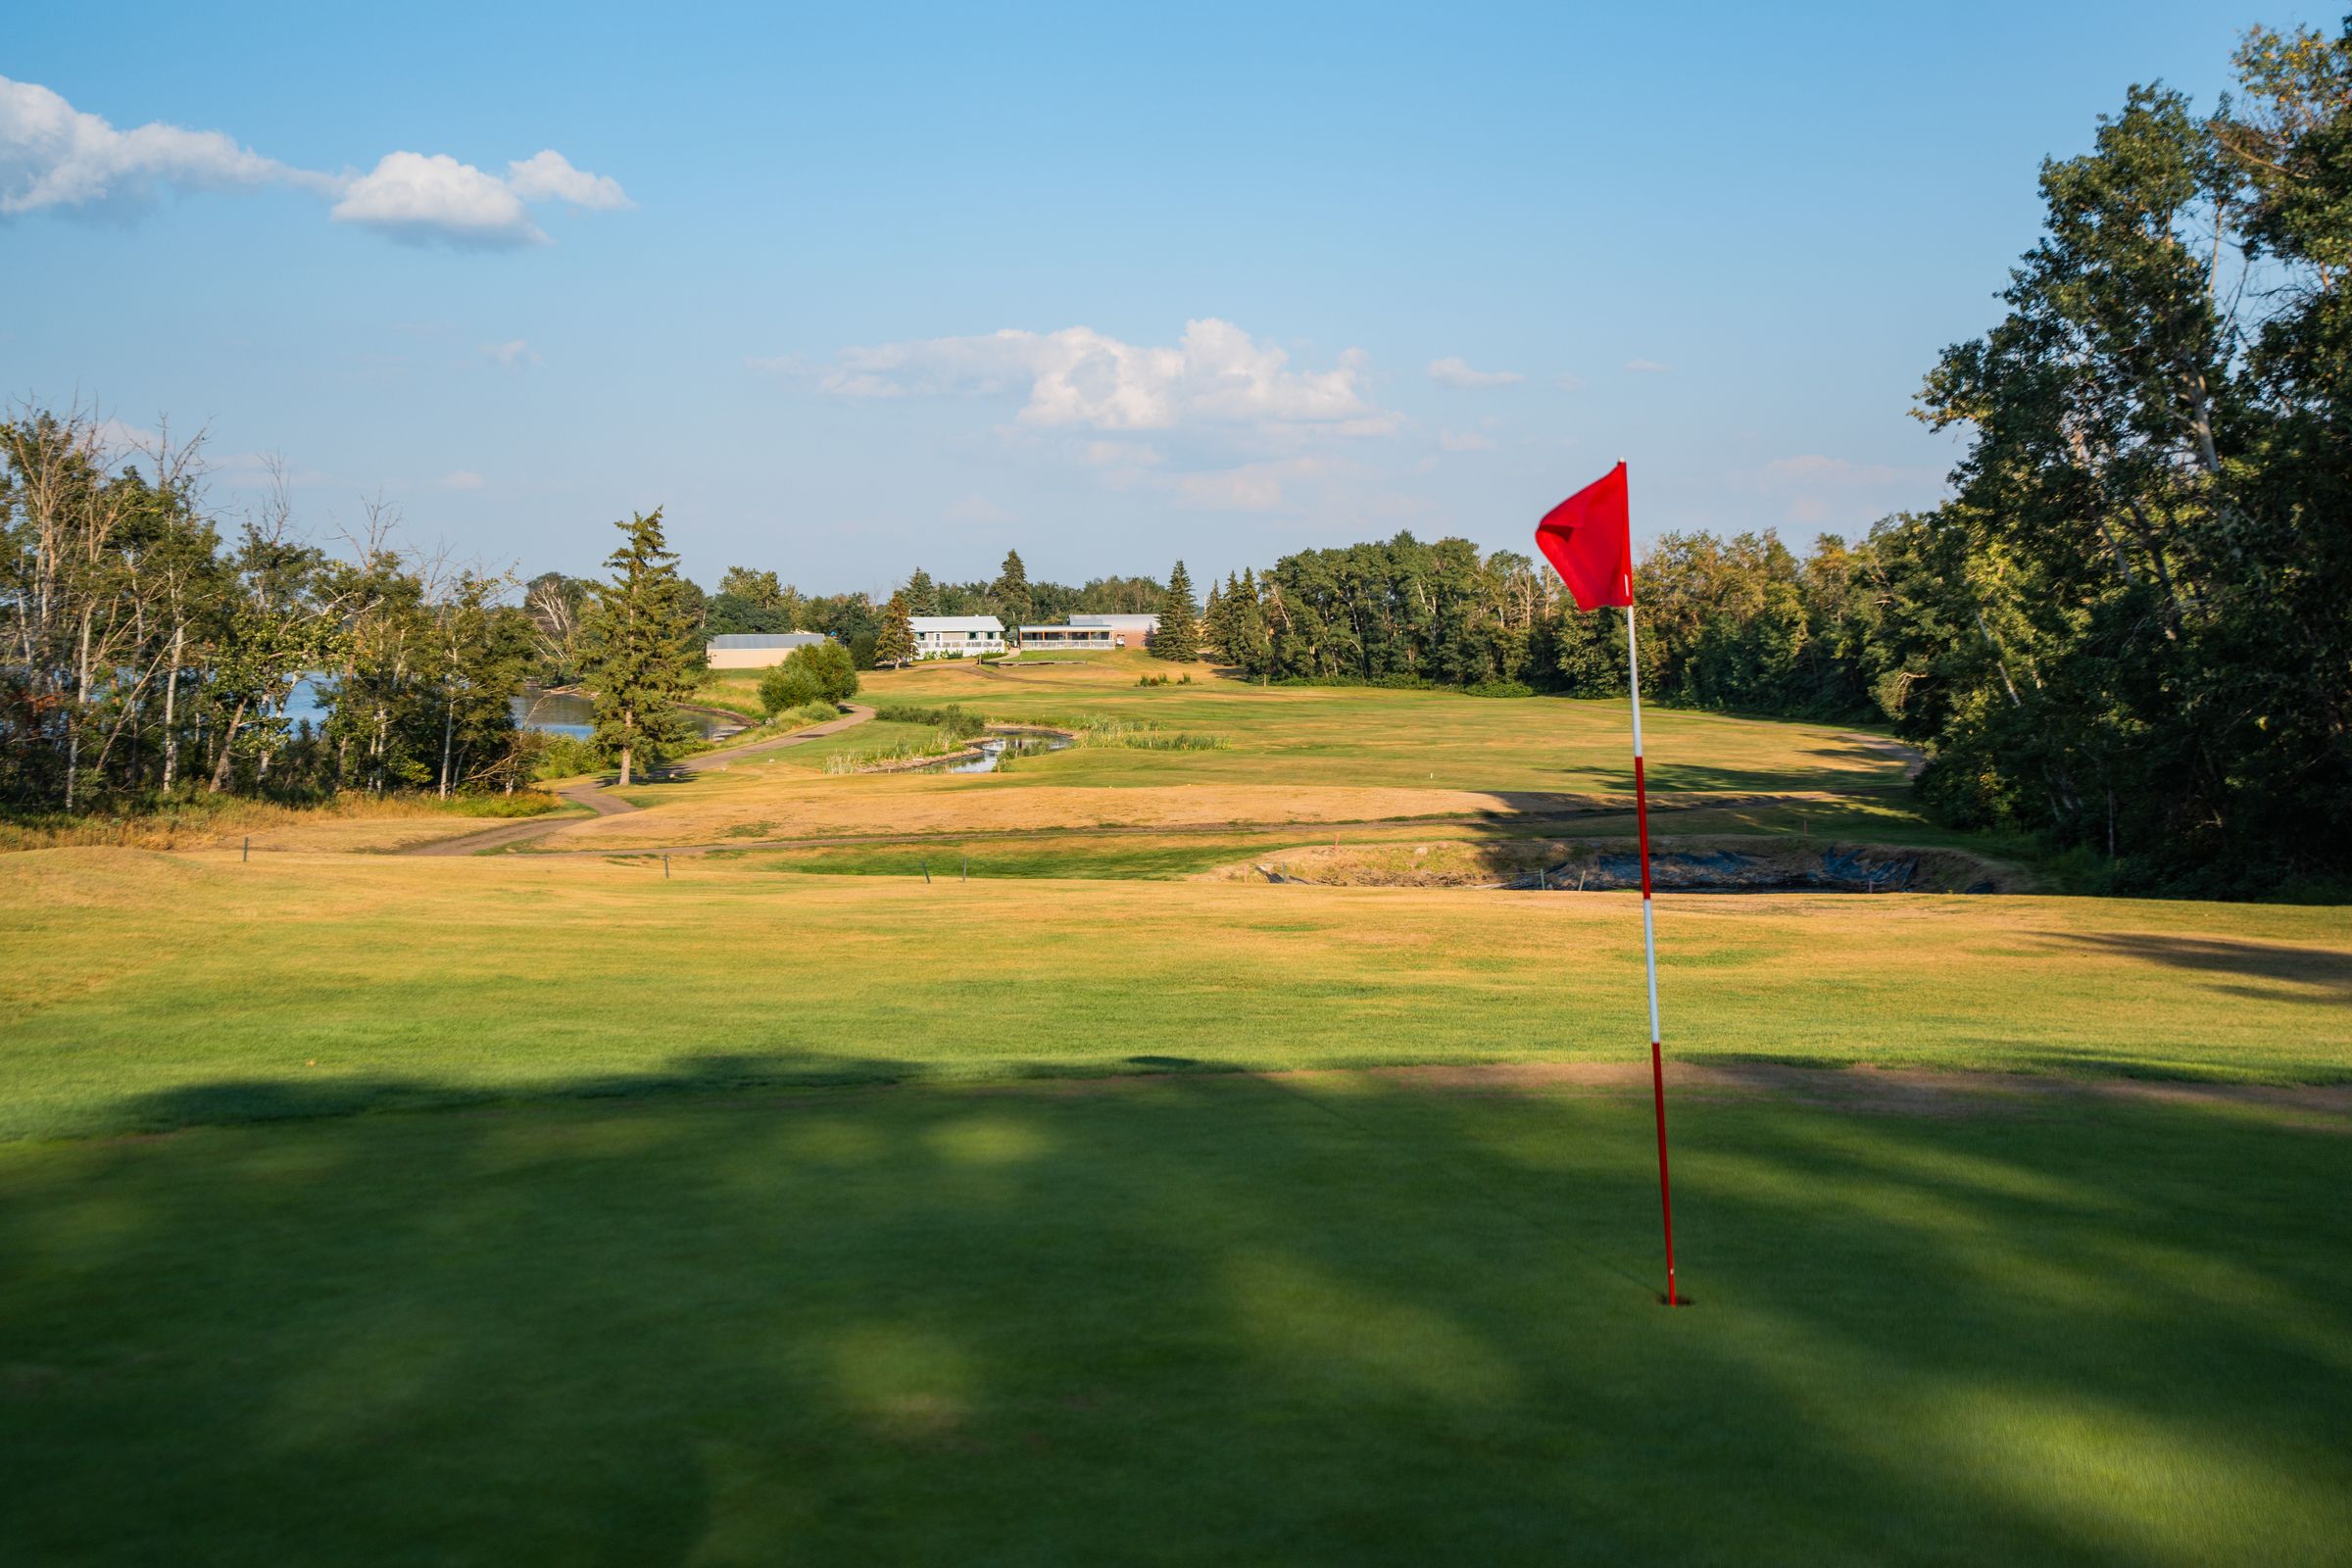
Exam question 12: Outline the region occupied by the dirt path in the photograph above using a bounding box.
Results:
[404,704,873,858]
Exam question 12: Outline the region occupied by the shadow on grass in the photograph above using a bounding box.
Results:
[2045,931,2352,1004]
[2,1057,2346,1563]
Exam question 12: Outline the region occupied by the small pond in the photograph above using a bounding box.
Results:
[936,734,1073,773]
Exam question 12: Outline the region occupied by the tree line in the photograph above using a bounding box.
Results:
[0,411,709,808]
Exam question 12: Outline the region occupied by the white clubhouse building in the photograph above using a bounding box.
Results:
[1018,623,1117,651]
[909,615,1007,658]
[906,612,1159,658]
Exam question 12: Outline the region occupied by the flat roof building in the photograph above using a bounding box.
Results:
[909,615,1006,658]
[1068,613,1159,648]
[706,632,834,669]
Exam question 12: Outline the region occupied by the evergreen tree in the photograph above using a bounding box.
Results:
[1152,559,1200,661]
[990,550,1032,626]
[581,509,699,787]
[874,590,916,667]
[1227,568,1272,675]
[1200,580,1224,658]
[904,568,940,616]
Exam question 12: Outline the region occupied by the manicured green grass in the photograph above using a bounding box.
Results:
[3,1070,2344,1563]
[5,850,2347,1144]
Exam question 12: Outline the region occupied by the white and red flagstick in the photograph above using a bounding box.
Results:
[1622,598,1681,1306]
[1535,462,1682,1306]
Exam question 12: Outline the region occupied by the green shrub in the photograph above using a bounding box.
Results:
[533,733,604,780]
[759,642,858,715]
[1464,679,1536,699]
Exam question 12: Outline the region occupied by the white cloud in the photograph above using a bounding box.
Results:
[331,153,544,246]
[1438,429,1497,453]
[1427,356,1524,389]
[1623,359,1672,374]
[505,150,632,211]
[0,74,626,247]
[822,318,1380,436]
[1552,371,1586,393]
[0,74,327,215]
[482,339,539,368]
[439,469,487,490]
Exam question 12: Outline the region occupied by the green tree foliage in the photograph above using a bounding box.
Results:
[1075,574,1162,612]
[757,640,859,715]
[991,550,1032,626]
[706,565,798,637]
[1153,560,1200,661]
[901,568,1156,622]
[1226,533,1555,690]
[874,591,916,667]
[1883,35,2352,889]
[581,510,700,787]
[716,566,783,607]
[0,408,538,809]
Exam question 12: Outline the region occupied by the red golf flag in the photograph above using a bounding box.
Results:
[1535,463,1634,611]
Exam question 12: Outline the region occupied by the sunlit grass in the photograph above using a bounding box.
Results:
[4,848,2346,1144]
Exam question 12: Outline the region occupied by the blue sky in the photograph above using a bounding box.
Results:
[3,2,2312,593]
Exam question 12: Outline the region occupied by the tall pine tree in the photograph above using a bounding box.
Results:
[991,550,1032,627]
[582,508,699,787]
[904,567,940,616]
[874,590,916,667]
[1152,559,1200,662]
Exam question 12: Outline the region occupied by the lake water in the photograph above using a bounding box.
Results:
[280,678,728,741]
